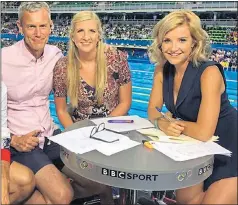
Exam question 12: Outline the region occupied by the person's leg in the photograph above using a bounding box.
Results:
[201,177,237,204]
[10,146,73,204]
[46,131,113,205]
[176,182,205,204]
[62,166,114,205]
[9,162,35,204]
[176,177,238,205]
[24,190,47,204]
[21,167,73,205]
[34,164,73,204]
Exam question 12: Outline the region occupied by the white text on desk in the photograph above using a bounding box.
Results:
[102,168,158,181]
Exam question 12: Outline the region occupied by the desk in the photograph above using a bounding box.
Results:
[60,120,214,203]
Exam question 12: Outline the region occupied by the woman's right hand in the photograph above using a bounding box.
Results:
[163,120,185,137]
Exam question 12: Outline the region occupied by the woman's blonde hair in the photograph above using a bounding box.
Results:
[148,10,211,67]
[67,11,106,107]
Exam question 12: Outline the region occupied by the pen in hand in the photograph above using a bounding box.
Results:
[155,107,173,122]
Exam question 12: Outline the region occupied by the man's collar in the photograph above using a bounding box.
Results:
[21,39,45,63]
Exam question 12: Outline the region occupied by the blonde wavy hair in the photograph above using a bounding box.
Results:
[67,11,106,107]
[148,10,211,67]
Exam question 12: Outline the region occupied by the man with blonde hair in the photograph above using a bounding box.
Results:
[2,2,73,204]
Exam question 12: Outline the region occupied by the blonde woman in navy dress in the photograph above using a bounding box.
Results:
[148,10,237,204]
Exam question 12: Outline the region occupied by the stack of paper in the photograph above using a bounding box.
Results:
[96,138,140,156]
[137,128,219,144]
[152,141,232,161]
[91,115,154,132]
[48,126,140,156]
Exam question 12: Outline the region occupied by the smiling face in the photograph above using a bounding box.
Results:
[72,19,100,55]
[17,8,52,58]
[161,24,195,68]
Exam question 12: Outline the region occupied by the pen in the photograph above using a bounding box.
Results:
[143,134,184,142]
[169,137,185,141]
[142,140,154,149]
[155,107,173,122]
[107,120,134,123]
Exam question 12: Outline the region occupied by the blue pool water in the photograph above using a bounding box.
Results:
[49,61,237,130]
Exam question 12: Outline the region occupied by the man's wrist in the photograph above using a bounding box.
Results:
[10,134,18,147]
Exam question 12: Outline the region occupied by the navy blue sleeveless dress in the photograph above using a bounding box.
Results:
[163,61,237,191]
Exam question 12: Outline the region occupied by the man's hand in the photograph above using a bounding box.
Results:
[11,130,40,152]
[1,161,10,205]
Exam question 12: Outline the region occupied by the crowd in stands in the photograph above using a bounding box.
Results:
[206,26,238,44]
[103,23,152,39]
[1,13,237,70]
[51,15,71,36]
[210,49,237,70]
[1,14,18,34]
[1,13,237,45]
[51,25,70,37]
[1,39,15,48]
[1,1,20,7]
[1,37,237,71]
[1,1,55,8]
[49,41,68,56]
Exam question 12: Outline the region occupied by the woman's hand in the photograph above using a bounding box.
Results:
[163,120,185,137]
[164,111,173,120]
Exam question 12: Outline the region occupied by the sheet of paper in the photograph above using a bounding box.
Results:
[49,126,140,155]
[146,136,200,144]
[49,126,102,154]
[137,128,219,144]
[96,138,140,156]
[92,130,126,142]
[91,115,154,132]
[152,141,232,161]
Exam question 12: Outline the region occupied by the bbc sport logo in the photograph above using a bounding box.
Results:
[102,168,158,181]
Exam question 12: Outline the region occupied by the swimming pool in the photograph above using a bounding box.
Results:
[49,61,237,130]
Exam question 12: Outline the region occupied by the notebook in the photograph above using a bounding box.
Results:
[137,128,219,144]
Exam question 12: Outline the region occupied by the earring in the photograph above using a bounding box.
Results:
[158,45,162,51]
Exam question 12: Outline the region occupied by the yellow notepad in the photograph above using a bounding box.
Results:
[137,128,219,144]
